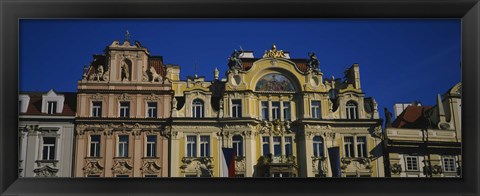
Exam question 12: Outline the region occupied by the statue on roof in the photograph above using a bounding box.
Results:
[384,107,392,128]
[125,30,130,42]
[228,49,243,70]
[307,52,320,71]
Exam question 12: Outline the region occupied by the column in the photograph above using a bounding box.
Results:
[104,130,114,177]
[244,132,255,177]
[133,130,142,177]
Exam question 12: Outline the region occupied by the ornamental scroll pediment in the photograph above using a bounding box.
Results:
[112,159,133,175]
[34,165,59,177]
[141,159,162,174]
[83,159,104,175]
[263,44,286,58]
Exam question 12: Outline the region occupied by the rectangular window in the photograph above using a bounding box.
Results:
[285,137,292,156]
[118,135,129,157]
[147,102,157,118]
[262,136,270,156]
[273,136,282,156]
[313,136,324,157]
[187,136,197,157]
[356,137,368,157]
[232,136,243,157]
[405,156,419,171]
[442,157,456,172]
[344,136,354,158]
[232,99,242,118]
[146,135,157,157]
[271,102,280,120]
[119,102,130,118]
[283,102,291,121]
[42,137,56,160]
[261,101,269,120]
[311,101,321,119]
[89,135,100,157]
[92,101,102,117]
[200,136,210,157]
[47,101,57,114]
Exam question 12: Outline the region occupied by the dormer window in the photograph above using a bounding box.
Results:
[19,94,30,113]
[346,101,358,119]
[192,99,204,118]
[47,101,57,114]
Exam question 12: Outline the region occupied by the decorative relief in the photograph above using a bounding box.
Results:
[258,120,292,136]
[340,157,373,172]
[141,159,162,174]
[118,93,131,101]
[91,93,103,101]
[34,165,59,177]
[390,163,402,174]
[263,44,286,58]
[180,157,214,177]
[83,159,104,176]
[235,157,246,172]
[312,157,328,176]
[112,159,133,175]
[145,93,159,101]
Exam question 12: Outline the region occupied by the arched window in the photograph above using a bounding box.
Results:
[346,101,358,119]
[313,136,324,157]
[192,99,204,118]
[232,135,243,157]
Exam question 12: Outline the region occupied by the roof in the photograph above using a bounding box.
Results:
[148,57,167,78]
[391,105,432,128]
[19,92,77,116]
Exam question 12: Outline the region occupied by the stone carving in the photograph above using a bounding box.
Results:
[214,67,219,80]
[307,52,320,71]
[141,160,161,174]
[431,165,443,175]
[390,163,402,174]
[340,157,373,172]
[312,157,328,176]
[118,93,131,101]
[112,159,133,175]
[149,66,163,82]
[263,44,286,58]
[228,49,243,70]
[83,159,104,175]
[235,157,246,172]
[34,165,58,177]
[91,93,103,100]
[121,61,130,81]
[258,120,292,136]
[180,157,214,177]
[160,128,177,139]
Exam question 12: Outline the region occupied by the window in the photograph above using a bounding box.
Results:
[313,136,324,157]
[311,101,321,119]
[92,101,102,117]
[119,102,130,117]
[356,137,368,157]
[273,136,282,156]
[89,135,100,157]
[118,135,129,157]
[232,135,243,157]
[232,99,242,118]
[262,136,270,156]
[283,102,291,121]
[200,136,210,157]
[346,101,358,119]
[47,101,57,114]
[42,137,55,160]
[261,101,269,120]
[146,135,157,157]
[443,157,456,172]
[285,137,292,156]
[186,136,197,157]
[192,99,204,118]
[271,102,280,120]
[344,136,354,158]
[405,156,419,171]
[147,102,157,118]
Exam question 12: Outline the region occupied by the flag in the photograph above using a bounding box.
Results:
[328,147,341,177]
[221,148,235,177]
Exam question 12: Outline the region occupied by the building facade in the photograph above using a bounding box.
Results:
[384,83,461,177]
[18,90,76,177]
[168,45,385,177]
[73,39,172,177]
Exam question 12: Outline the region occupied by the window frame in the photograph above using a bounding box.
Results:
[47,101,57,114]
[311,100,321,119]
[192,99,204,118]
[145,135,157,157]
[119,101,130,118]
[356,136,368,158]
[343,136,354,158]
[91,101,102,117]
[199,135,210,157]
[271,101,280,120]
[146,102,158,118]
[346,101,358,119]
[117,135,129,157]
[261,101,269,120]
[283,102,291,121]
[89,135,101,157]
[186,135,197,157]
[313,136,324,157]
[232,135,244,157]
[442,156,456,172]
[41,137,56,160]
[231,99,242,118]
[405,156,419,171]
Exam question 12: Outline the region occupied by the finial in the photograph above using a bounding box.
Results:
[125,30,130,42]
[214,67,219,80]
[272,44,276,50]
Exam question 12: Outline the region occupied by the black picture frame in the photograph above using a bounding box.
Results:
[1,0,479,195]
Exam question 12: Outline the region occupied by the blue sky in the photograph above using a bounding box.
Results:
[19,19,461,119]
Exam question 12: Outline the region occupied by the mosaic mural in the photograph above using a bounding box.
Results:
[255,73,295,92]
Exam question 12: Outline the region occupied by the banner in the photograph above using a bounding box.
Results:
[221,148,235,177]
[328,147,341,177]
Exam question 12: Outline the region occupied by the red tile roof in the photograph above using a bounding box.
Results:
[148,57,166,78]
[20,92,77,116]
[392,106,432,128]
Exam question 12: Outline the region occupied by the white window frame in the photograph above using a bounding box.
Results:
[311,100,321,119]
[313,136,324,157]
[117,135,129,157]
[283,102,291,121]
[232,135,243,157]
[356,136,368,158]
[42,137,56,160]
[442,156,456,172]
[186,136,197,157]
[272,136,282,156]
[231,99,242,118]
[145,135,157,157]
[146,102,157,118]
[119,102,130,118]
[47,101,57,114]
[92,101,102,117]
[261,136,270,156]
[192,99,204,118]
[89,135,101,157]
[199,136,210,157]
[261,101,269,120]
[284,136,293,156]
[343,136,354,158]
[271,102,280,120]
[405,156,419,171]
[346,101,358,119]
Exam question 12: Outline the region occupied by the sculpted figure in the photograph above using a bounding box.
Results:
[307,52,320,71]
[149,66,163,82]
[121,62,130,81]
[227,49,243,70]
